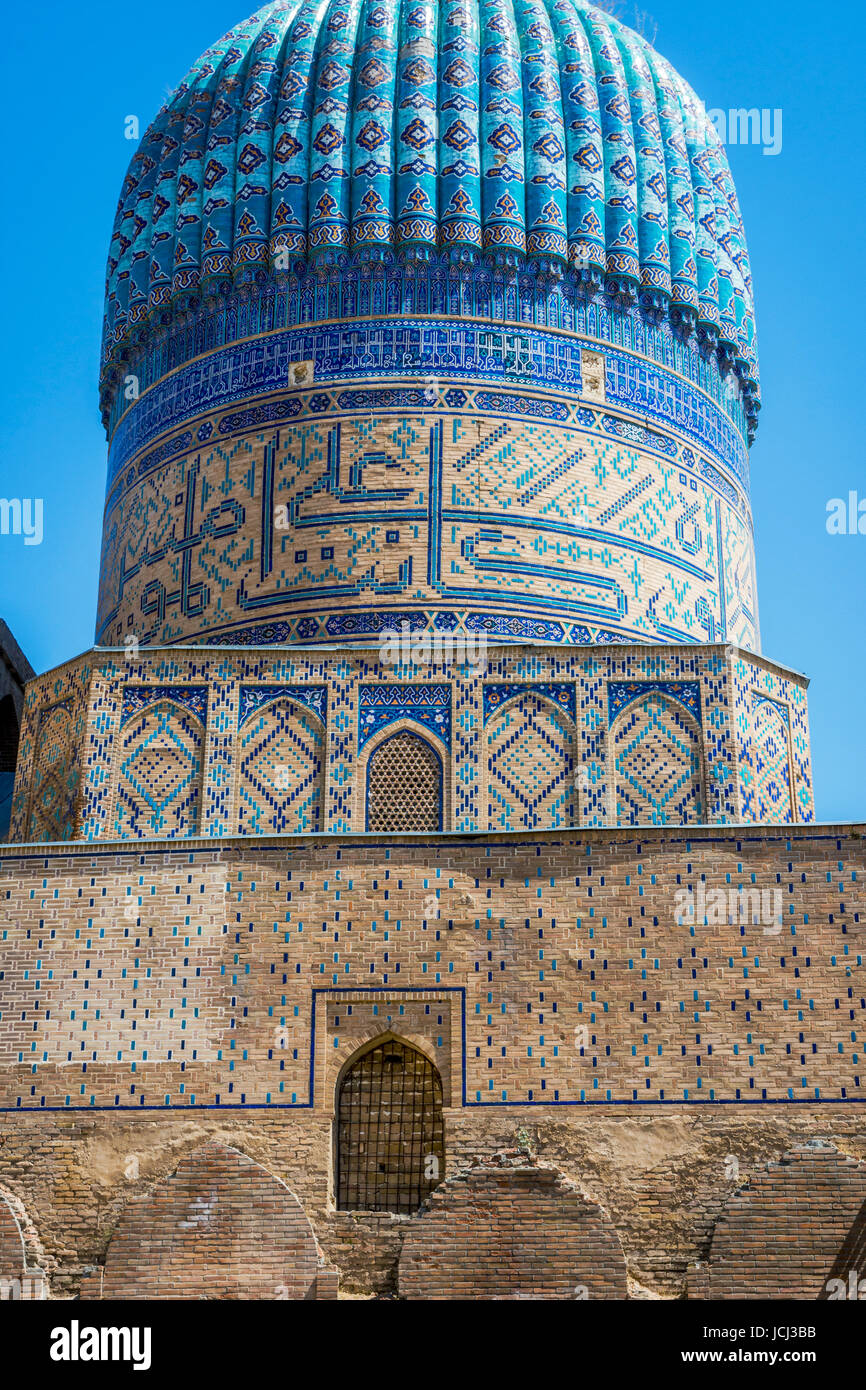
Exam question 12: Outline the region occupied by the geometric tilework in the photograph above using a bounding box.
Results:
[608,680,701,725]
[733,655,810,823]
[9,641,815,843]
[25,702,77,842]
[238,684,326,727]
[120,685,207,727]
[486,691,577,830]
[359,686,451,753]
[484,682,576,726]
[748,694,793,824]
[105,325,751,498]
[237,699,325,836]
[98,399,759,654]
[612,693,703,826]
[113,699,204,839]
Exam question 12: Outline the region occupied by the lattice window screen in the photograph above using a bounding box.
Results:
[366,731,442,831]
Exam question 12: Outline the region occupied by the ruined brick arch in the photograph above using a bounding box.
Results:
[0,1186,27,1282]
[398,1158,628,1300]
[335,1034,446,1215]
[688,1143,866,1300]
[0,1183,48,1299]
[87,1140,336,1300]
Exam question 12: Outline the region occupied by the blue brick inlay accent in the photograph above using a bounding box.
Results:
[120,685,208,727]
[483,682,576,726]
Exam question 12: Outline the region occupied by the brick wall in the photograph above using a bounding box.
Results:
[81,1141,332,1300]
[0,826,864,1298]
[0,1185,46,1299]
[398,1153,628,1299]
[0,1188,25,1283]
[1,1109,865,1298]
[689,1142,866,1300]
[0,826,860,1109]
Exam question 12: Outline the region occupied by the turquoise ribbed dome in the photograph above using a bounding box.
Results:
[101,0,759,430]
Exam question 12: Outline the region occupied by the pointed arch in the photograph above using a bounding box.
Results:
[336,1035,445,1214]
[610,690,703,825]
[26,702,77,842]
[364,725,445,832]
[113,698,205,839]
[485,690,578,830]
[745,695,793,823]
[236,696,325,834]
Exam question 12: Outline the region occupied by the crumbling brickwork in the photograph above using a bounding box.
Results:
[398,1154,628,1299]
[688,1142,866,1299]
[81,1141,334,1300]
[0,1188,26,1285]
[1,1109,865,1299]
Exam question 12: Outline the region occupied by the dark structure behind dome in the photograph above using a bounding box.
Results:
[0,621,34,840]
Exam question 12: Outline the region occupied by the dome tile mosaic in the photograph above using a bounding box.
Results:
[101,0,759,434]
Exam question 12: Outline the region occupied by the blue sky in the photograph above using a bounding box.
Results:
[0,0,863,820]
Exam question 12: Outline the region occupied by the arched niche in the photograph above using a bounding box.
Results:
[485,689,578,830]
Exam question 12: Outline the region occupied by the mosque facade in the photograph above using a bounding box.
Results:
[0,0,862,1302]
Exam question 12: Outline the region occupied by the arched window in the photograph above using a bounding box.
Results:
[365,730,442,832]
[336,1039,445,1214]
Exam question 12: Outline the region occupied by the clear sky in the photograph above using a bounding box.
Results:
[0,0,863,821]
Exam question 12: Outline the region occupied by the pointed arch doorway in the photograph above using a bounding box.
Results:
[335,1037,445,1214]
